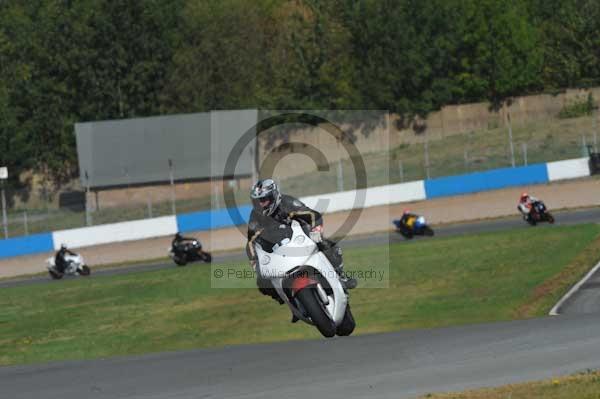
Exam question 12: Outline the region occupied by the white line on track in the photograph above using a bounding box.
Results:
[549,260,600,316]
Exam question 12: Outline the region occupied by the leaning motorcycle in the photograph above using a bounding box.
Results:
[393,215,435,239]
[46,253,91,280]
[255,220,355,338]
[169,240,212,266]
[525,201,555,226]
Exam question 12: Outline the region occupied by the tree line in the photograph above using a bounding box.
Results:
[0,0,599,192]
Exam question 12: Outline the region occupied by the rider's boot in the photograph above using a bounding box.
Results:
[321,243,357,290]
[335,263,357,290]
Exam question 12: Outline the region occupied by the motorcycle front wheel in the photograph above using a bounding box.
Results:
[336,305,356,336]
[423,226,435,236]
[546,213,555,224]
[49,269,63,280]
[173,254,188,266]
[527,215,537,226]
[80,265,91,276]
[296,288,336,338]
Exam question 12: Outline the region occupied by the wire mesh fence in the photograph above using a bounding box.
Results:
[0,111,598,239]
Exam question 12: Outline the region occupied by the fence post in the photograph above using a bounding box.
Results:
[424,139,431,179]
[593,108,598,153]
[336,158,344,192]
[213,184,221,210]
[147,196,153,218]
[522,143,528,166]
[23,211,28,236]
[464,148,469,172]
[0,168,8,239]
[336,139,344,192]
[1,181,7,239]
[168,159,176,215]
[506,110,516,167]
[398,160,404,183]
[85,170,92,226]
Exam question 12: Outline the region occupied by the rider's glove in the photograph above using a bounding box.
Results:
[310,225,323,243]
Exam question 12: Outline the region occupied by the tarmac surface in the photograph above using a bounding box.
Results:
[2,208,600,398]
[1,313,600,399]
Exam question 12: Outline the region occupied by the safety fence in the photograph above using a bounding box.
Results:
[0,157,591,260]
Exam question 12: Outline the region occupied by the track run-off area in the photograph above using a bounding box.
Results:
[1,207,600,398]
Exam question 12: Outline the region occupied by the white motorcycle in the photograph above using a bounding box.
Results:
[46,253,91,280]
[255,221,356,338]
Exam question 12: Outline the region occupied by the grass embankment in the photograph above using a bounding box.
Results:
[420,370,600,399]
[1,224,599,366]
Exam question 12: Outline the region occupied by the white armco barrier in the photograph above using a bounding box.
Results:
[300,180,426,214]
[52,216,178,250]
[546,157,590,182]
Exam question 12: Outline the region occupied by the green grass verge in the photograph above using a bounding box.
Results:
[419,369,600,399]
[1,224,599,366]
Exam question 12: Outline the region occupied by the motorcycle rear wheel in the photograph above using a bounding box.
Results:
[296,288,336,338]
[201,252,212,263]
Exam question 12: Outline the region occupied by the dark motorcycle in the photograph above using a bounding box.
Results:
[168,239,212,266]
[525,201,555,226]
[393,215,435,239]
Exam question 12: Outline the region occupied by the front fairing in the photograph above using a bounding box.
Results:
[256,221,348,325]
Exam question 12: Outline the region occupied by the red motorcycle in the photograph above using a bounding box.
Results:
[525,201,555,226]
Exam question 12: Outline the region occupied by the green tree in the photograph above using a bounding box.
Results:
[530,0,600,88]
[161,0,275,112]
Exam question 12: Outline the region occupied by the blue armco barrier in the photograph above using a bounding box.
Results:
[0,233,54,259]
[176,205,252,233]
[424,163,549,199]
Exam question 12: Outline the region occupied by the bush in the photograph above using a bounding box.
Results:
[558,93,598,119]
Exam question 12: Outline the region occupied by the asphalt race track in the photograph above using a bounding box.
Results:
[3,207,600,290]
[555,265,600,315]
[2,313,600,399]
[2,207,600,398]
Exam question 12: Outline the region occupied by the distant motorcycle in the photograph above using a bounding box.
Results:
[46,253,91,280]
[393,215,435,239]
[524,201,555,226]
[169,239,212,266]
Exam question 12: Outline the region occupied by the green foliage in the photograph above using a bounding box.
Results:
[0,0,599,188]
[559,93,598,119]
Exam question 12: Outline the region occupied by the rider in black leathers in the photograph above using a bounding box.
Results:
[172,232,198,250]
[246,179,357,304]
[54,244,77,274]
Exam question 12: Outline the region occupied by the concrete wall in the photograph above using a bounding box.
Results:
[87,178,252,210]
[259,88,600,181]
